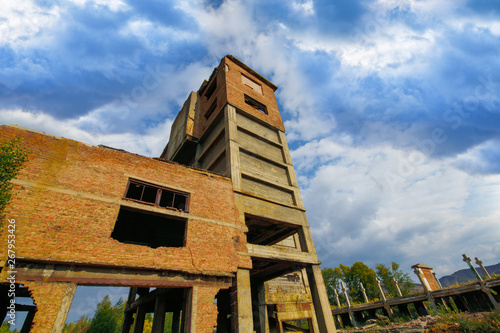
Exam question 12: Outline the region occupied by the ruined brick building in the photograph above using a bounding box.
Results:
[0,56,336,332]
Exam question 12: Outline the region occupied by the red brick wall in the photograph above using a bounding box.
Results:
[21,280,75,333]
[195,56,285,140]
[421,268,440,291]
[195,287,219,332]
[223,56,285,132]
[1,126,248,276]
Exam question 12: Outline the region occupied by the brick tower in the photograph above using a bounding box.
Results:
[162,55,336,332]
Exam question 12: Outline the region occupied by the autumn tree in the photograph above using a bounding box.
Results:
[375,262,415,297]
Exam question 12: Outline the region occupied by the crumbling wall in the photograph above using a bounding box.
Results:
[0,125,250,276]
[21,281,76,333]
[195,287,220,332]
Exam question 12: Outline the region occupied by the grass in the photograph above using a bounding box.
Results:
[428,310,500,332]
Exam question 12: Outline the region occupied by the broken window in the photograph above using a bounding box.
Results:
[244,95,267,114]
[111,206,187,248]
[125,179,189,212]
[241,74,263,94]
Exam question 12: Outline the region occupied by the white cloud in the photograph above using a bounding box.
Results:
[291,0,315,16]
[121,19,199,54]
[0,0,62,49]
[68,0,129,12]
[0,109,172,156]
[296,137,500,275]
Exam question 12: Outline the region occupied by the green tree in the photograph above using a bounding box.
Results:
[322,266,343,305]
[87,295,124,333]
[375,262,415,297]
[0,138,28,216]
[339,262,379,303]
[0,322,19,333]
[63,315,92,333]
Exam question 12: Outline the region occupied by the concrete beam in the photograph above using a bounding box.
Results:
[246,244,320,264]
[12,260,233,288]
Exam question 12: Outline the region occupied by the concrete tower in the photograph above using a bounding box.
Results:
[162,56,336,332]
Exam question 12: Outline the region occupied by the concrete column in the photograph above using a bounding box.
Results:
[122,288,137,333]
[334,289,341,307]
[376,277,393,317]
[307,264,337,332]
[360,283,368,303]
[152,294,166,333]
[257,283,270,333]
[300,268,320,333]
[172,311,181,333]
[475,257,491,279]
[341,282,356,328]
[133,305,146,333]
[52,283,77,333]
[181,287,197,333]
[225,104,241,191]
[121,312,135,333]
[393,279,403,297]
[462,254,483,281]
[233,268,254,333]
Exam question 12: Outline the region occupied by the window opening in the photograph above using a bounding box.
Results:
[244,95,267,114]
[204,78,217,100]
[205,98,217,119]
[111,207,187,248]
[125,179,189,212]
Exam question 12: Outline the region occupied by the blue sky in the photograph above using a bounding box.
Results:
[1,0,500,286]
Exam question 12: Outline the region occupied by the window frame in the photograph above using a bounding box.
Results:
[123,179,190,213]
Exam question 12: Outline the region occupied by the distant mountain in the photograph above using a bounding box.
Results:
[439,263,500,287]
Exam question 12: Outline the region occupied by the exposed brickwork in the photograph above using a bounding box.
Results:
[21,280,75,333]
[195,56,285,140]
[0,125,248,275]
[223,56,285,132]
[420,268,440,291]
[195,287,220,332]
